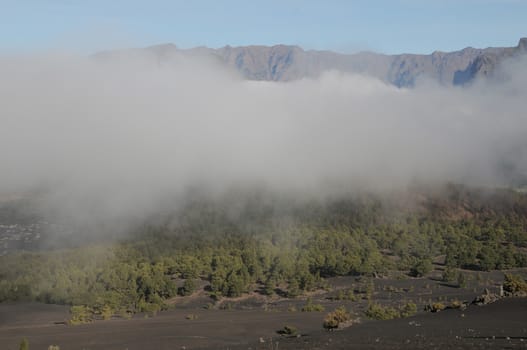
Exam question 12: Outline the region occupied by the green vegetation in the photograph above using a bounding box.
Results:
[399,301,418,317]
[441,267,468,288]
[503,273,527,295]
[365,303,400,320]
[69,305,94,325]
[0,185,526,318]
[19,338,29,350]
[424,302,446,312]
[409,258,433,277]
[301,298,325,312]
[329,289,358,302]
[287,305,297,312]
[365,301,417,320]
[457,272,467,288]
[323,306,351,330]
[448,300,465,309]
[277,325,298,336]
[178,278,196,296]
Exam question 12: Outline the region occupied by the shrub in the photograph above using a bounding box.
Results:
[503,273,527,295]
[69,305,93,325]
[330,289,358,301]
[119,309,132,320]
[138,300,162,316]
[19,338,29,350]
[262,279,275,296]
[424,302,446,312]
[457,272,467,288]
[323,314,339,330]
[448,299,465,309]
[220,302,233,310]
[178,278,197,296]
[410,258,433,277]
[399,302,417,317]
[365,280,375,300]
[442,266,458,283]
[323,306,351,331]
[365,303,399,320]
[277,325,297,336]
[100,305,113,320]
[301,298,325,312]
[287,278,301,298]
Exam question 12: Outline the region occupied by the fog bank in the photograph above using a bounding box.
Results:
[0,51,526,230]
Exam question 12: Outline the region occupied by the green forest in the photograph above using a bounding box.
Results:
[1,184,526,319]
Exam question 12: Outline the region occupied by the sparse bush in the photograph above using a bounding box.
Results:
[277,325,297,336]
[287,278,301,298]
[365,301,417,320]
[365,303,399,320]
[323,306,351,331]
[48,346,60,350]
[410,258,433,277]
[365,280,375,300]
[262,279,275,296]
[185,313,198,320]
[69,305,93,325]
[448,300,464,309]
[329,289,357,301]
[220,302,233,310]
[457,272,467,288]
[503,273,527,295]
[138,299,162,316]
[100,304,113,320]
[399,302,417,317]
[301,298,325,312]
[442,266,457,283]
[19,338,29,350]
[424,302,446,313]
[119,309,132,320]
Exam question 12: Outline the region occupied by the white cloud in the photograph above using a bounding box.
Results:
[0,52,526,229]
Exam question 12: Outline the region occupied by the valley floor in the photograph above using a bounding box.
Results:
[1,273,526,350]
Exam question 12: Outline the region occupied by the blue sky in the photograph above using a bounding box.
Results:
[1,0,526,54]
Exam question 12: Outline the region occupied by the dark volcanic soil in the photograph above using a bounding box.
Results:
[0,304,326,350]
[257,297,527,350]
[1,298,526,350]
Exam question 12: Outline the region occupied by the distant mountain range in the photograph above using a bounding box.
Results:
[95,38,527,87]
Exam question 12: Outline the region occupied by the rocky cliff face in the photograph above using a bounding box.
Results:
[95,38,527,87]
[453,38,526,85]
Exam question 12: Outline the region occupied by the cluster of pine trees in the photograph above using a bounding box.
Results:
[1,185,526,317]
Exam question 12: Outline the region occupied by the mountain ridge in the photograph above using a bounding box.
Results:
[95,38,527,87]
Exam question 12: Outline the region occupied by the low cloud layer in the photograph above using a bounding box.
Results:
[0,51,526,228]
